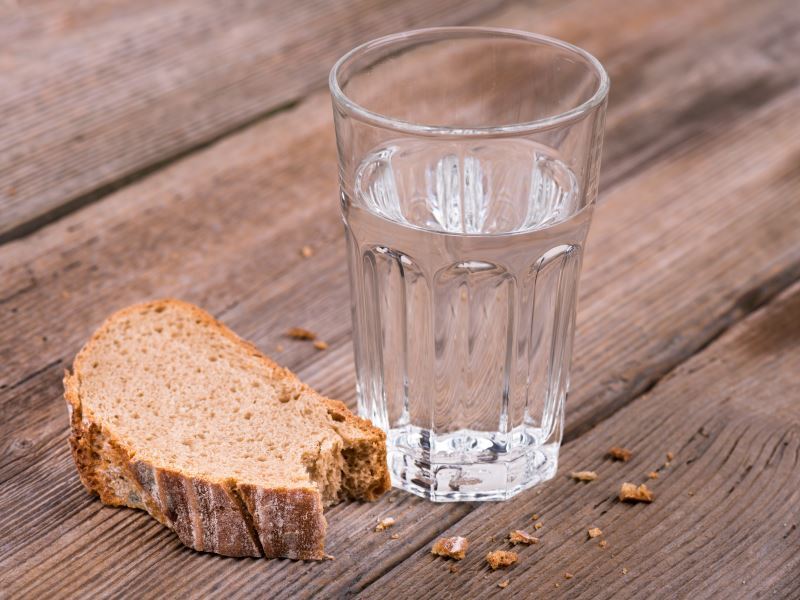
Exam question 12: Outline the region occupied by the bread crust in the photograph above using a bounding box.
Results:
[64,299,390,560]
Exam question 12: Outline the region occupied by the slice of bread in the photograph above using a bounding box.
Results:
[64,299,390,559]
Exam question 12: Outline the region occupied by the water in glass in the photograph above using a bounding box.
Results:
[343,138,592,501]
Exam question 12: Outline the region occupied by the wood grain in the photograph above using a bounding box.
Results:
[0,0,503,243]
[1,0,799,596]
[363,280,800,599]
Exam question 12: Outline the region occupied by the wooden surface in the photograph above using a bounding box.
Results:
[1,0,798,598]
[0,0,502,243]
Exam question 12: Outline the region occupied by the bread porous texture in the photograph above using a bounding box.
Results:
[64,299,390,559]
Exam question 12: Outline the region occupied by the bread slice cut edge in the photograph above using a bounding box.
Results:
[64,299,390,560]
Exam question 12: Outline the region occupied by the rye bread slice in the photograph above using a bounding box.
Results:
[64,299,390,559]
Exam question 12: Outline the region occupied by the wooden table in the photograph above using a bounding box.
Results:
[2,0,798,597]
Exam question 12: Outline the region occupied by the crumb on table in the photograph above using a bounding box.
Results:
[432,536,469,560]
[498,580,510,589]
[648,471,659,479]
[375,517,395,532]
[287,327,315,340]
[564,572,574,580]
[588,527,602,538]
[509,530,539,545]
[486,550,518,570]
[313,340,329,350]
[570,470,598,481]
[619,482,654,503]
[609,447,633,461]
[300,245,314,258]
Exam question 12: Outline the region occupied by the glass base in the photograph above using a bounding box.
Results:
[387,426,559,502]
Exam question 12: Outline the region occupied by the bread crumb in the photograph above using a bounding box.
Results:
[449,564,459,574]
[323,553,335,560]
[564,572,574,580]
[570,470,598,481]
[599,540,608,549]
[648,471,659,479]
[432,536,469,560]
[534,522,543,530]
[390,533,400,540]
[619,482,654,502]
[666,451,674,461]
[313,340,329,351]
[375,517,395,531]
[531,513,540,520]
[554,583,560,588]
[498,580,510,589]
[486,550,517,570]
[287,327,315,340]
[275,343,284,352]
[300,245,314,258]
[622,567,628,575]
[609,447,632,461]
[688,491,695,496]
[509,530,539,545]
[588,527,602,539]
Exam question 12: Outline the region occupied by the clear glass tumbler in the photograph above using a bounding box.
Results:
[330,28,609,501]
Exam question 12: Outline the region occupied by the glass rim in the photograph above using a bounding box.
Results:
[329,26,610,138]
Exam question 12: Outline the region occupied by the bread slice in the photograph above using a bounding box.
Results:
[64,299,390,559]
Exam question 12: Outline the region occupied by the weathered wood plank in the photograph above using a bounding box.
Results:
[1,0,799,596]
[0,0,503,243]
[364,281,800,599]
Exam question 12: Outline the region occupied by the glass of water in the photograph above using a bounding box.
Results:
[330,28,609,501]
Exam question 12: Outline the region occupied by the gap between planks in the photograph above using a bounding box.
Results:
[0,99,298,246]
[0,0,511,246]
[359,275,800,598]
[350,273,800,596]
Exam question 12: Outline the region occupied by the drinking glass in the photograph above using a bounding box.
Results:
[330,27,609,501]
